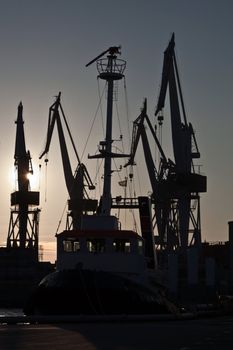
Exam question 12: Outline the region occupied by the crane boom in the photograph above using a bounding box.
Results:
[126,99,167,169]
[126,99,175,249]
[40,93,96,229]
[40,93,75,196]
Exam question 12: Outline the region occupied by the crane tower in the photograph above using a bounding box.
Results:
[7,102,40,261]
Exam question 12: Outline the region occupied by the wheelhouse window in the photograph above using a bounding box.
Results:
[138,240,143,254]
[87,239,105,253]
[73,241,80,251]
[113,239,131,253]
[63,239,80,252]
[63,240,72,252]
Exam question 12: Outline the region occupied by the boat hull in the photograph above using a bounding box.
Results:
[24,269,175,316]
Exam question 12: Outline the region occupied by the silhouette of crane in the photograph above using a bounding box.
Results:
[126,34,206,257]
[7,102,40,261]
[40,92,97,229]
[155,33,206,251]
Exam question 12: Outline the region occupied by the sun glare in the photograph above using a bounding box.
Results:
[27,167,40,190]
[8,165,40,191]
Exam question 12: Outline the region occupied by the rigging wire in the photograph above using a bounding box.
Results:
[114,101,124,150]
[80,81,106,162]
[97,78,105,137]
[78,79,105,201]
[111,77,139,232]
[123,78,140,231]
[44,158,48,202]
[123,77,132,149]
[38,164,42,192]
[55,200,68,235]
[114,86,128,183]
[92,157,104,196]
[123,77,137,196]
[95,158,102,199]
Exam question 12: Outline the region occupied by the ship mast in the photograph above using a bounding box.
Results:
[87,47,128,216]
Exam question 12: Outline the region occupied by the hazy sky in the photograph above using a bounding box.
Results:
[0,0,232,261]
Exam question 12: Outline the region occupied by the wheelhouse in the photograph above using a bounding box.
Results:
[56,229,146,276]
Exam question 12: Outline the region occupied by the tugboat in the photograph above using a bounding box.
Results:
[24,47,177,316]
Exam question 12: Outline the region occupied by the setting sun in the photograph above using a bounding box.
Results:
[8,165,41,191]
[26,168,40,190]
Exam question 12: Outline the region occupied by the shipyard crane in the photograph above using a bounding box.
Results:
[125,99,180,252]
[154,33,206,251]
[126,34,206,256]
[40,92,97,229]
[7,102,40,261]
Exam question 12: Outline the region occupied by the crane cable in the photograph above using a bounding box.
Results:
[42,137,67,232]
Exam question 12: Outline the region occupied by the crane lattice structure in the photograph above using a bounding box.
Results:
[7,102,40,261]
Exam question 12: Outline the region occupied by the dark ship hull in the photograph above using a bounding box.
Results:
[24,269,176,316]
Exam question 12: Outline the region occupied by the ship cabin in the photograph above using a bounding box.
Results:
[56,216,146,277]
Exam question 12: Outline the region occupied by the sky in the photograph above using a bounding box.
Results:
[0,0,232,262]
